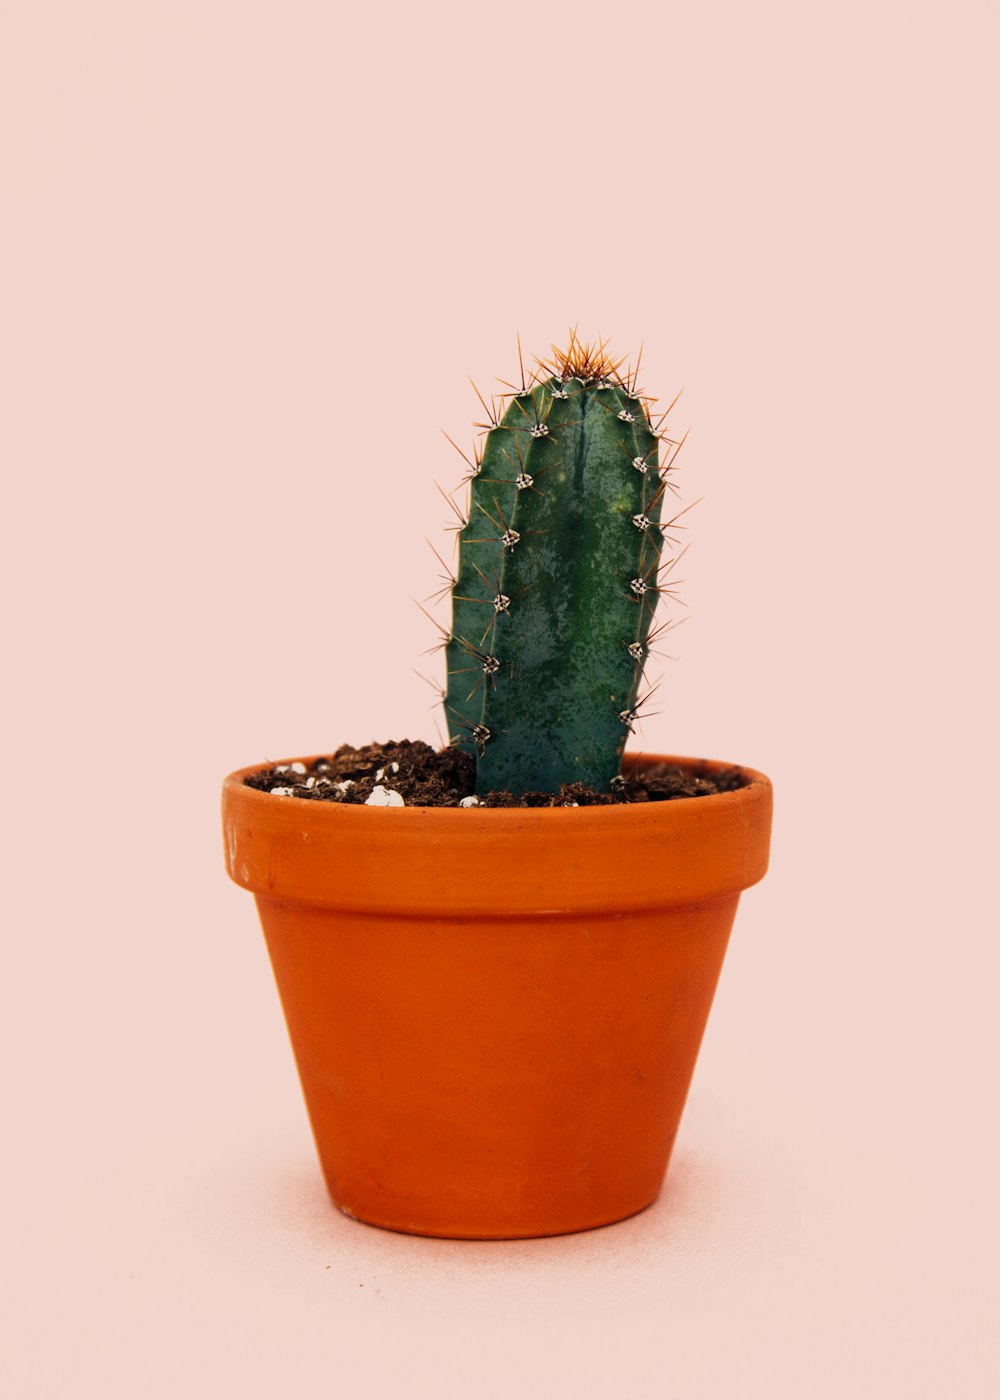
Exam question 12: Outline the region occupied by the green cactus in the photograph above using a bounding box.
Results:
[441,335,684,795]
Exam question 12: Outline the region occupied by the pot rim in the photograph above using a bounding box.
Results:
[223,751,772,916]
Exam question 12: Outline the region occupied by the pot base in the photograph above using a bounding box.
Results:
[331,1193,660,1241]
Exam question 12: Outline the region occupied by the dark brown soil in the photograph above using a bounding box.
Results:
[243,739,748,808]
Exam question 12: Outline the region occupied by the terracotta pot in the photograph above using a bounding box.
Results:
[222,752,772,1239]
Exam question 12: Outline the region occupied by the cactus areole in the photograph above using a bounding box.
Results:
[443,335,685,795]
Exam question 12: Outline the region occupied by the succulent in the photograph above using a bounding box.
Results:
[436,333,687,796]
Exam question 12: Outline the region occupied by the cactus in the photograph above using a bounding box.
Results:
[439,334,685,795]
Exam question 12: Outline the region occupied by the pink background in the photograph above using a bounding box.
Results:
[3,1,997,1395]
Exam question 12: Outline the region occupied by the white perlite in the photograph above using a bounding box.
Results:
[270,786,296,797]
[365,785,405,807]
[335,779,354,794]
[459,796,481,808]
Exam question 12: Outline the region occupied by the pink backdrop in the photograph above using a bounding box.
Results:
[3,1,997,1395]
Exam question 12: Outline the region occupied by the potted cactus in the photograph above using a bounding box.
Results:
[222,335,772,1239]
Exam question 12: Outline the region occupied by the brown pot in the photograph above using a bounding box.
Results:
[222,752,772,1239]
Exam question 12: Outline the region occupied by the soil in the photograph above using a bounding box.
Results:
[243,739,748,808]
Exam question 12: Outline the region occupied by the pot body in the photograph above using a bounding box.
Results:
[223,754,772,1239]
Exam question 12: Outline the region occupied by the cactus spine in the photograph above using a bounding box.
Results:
[442,336,679,795]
